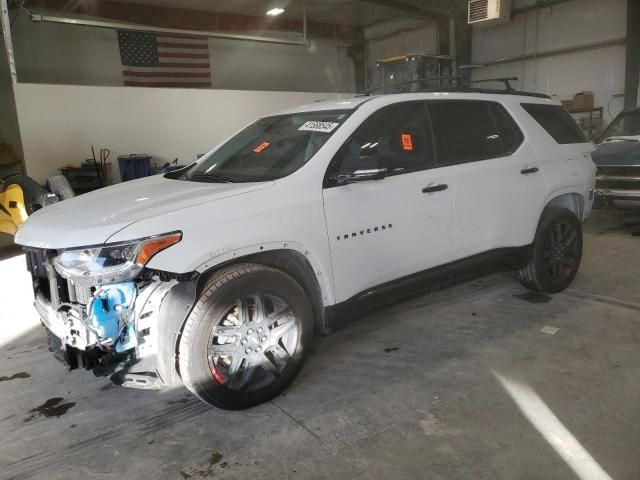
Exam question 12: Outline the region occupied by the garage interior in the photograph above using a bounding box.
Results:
[1,0,640,479]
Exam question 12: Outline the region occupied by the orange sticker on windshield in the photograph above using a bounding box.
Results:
[253,142,270,153]
[401,134,413,151]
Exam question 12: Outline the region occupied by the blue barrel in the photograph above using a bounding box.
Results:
[118,154,152,182]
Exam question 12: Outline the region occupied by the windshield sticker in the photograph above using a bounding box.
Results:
[401,133,413,151]
[298,121,340,133]
[253,141,270,153]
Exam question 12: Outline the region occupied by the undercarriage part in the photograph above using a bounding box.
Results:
[110,370,164,390]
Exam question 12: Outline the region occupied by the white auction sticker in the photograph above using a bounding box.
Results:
[298,121,340,133]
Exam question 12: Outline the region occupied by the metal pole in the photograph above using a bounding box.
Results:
[31,13,307,46]
[625,0,640,110]
[479,38,627,67]
[449,16,457,80]
[0,0,17,84]
[303,9,309,47]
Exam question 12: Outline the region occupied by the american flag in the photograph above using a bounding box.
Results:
[118,31,211,88]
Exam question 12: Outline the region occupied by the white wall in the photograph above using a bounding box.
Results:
[14,83,343,183]
[471,0,627,123]
[11,13,355,93]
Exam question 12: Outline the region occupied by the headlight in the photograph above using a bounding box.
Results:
[53,232,182,286]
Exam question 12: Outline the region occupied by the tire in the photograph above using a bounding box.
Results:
[46,175,75,200]
[518,207,583,293]
[178,263,313,409]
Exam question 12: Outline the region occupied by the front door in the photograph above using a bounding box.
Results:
[322,102,453,304]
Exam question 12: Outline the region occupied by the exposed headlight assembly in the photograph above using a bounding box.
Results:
[53,232,182,286]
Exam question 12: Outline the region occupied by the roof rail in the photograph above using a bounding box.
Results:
[361,76,551,99]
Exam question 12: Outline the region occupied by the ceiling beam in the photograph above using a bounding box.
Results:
[355,0,447,19]
[27,0,363,42]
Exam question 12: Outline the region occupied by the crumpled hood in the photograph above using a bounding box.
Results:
[15,175,272,249]
[593,138,640,166]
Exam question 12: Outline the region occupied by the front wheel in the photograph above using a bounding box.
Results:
[178,264,313,409]
[518,207,583,293]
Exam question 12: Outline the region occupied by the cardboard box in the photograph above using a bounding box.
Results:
[561,99,574,110]
[0,144,19,166]
[572,91,594,110]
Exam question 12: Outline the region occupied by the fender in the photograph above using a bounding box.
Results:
[542,189,586,221]
[193,240,335,307]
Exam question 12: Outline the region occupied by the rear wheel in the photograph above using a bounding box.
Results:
[518,207,583,293]
[178,264,313,409]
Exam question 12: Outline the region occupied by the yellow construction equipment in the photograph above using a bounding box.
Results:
[0,182,29,235]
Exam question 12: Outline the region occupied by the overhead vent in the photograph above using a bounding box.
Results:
[468,0,511,27]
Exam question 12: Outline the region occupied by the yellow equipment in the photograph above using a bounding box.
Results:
[0,182,29,235]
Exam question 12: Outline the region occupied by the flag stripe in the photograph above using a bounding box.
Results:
[123,70,211,78]
[158,52,210,59]
[157,41,209,49]
[124,66,211,73]
[124,80,212,87]
[157,47,210,55]
[157,61,211,68]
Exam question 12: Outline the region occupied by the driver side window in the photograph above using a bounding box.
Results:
[325,102,435,186]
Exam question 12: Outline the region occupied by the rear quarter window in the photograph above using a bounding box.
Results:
[521,103,588,144]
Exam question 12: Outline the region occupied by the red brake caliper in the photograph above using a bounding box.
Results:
[211,365,225,384]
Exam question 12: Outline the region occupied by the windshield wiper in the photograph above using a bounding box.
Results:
[191,173,235,183]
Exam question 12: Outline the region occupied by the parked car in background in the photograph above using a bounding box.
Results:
[593,107,640,208]
[16,91,595,409]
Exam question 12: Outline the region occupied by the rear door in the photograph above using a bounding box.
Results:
[428,100,548,260]
[322,102,453,303]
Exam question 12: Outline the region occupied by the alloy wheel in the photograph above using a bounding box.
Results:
[543,220,579,281]
[207,293,300,392]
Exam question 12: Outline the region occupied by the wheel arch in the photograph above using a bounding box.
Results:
[196,249,328,336]
[544,191,585,221]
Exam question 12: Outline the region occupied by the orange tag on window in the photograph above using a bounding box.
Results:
[401,134,413,151]
[253,141,270,153]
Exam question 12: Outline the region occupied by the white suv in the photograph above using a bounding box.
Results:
[16,91,596,409]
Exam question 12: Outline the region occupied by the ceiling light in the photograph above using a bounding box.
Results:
[266,7,285,16]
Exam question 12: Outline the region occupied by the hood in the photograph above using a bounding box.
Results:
[592,139,640,166]
[15,175,272,249]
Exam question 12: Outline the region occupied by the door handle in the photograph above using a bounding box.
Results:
[422,183,448,193]
[521,166,539,175]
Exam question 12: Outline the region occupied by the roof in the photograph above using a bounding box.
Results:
[277,90,555,115]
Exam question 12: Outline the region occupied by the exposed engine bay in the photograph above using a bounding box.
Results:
[25,248,180,388]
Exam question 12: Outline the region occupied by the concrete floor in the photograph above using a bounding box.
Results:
[0,209,639,480]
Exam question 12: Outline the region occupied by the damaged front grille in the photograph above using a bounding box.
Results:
[26,248,93,308]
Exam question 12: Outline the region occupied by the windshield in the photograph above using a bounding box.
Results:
[181,110,351,183]
[601,110,640,141]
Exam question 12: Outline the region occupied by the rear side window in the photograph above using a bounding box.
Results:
[327,102,435,182]
[521,103,588,144]
[429,100,523,166]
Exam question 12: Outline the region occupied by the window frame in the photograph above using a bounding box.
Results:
[427,99,525,168]
[323,100,437,188]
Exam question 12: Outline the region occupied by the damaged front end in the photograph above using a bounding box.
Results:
[25,232,194,389]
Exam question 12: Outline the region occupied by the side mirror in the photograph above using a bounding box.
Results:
[331,155,387,186]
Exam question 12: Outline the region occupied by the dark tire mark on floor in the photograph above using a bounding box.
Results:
[513,292,552,304]
[0,372,30,382]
